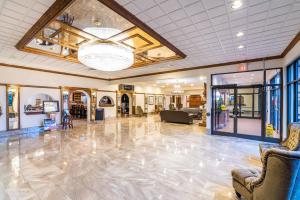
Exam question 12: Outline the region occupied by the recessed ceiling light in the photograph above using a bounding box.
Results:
[232,0,242,9]
[236,31,244,37]
[238,45,244,49]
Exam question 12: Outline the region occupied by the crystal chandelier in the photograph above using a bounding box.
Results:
[78,27,134,71]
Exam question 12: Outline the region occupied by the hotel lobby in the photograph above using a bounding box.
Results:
[0,0,300,199]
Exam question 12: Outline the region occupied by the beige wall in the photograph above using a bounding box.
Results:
[96,91,117,119]
[20,87,61,128]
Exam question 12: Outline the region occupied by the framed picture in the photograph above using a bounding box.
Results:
[148,96,154,105]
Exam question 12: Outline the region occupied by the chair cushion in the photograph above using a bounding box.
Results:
[283,126,300,150]
[259,143,288,155]
[232,169,261,192]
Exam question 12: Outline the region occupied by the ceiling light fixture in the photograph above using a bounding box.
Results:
[78,27,134,71]
[238,45,244,49]
[236,31,244,37]
[232,1,242,9]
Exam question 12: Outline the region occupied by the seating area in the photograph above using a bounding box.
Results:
[232,149,300,200]
[160,110,193,124]
[232,123,300,200]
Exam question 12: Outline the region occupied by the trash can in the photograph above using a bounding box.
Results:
[95,108,104,121]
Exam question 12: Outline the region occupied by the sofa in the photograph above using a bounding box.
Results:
[160,110,193,124]
[182,107,202,119]
[232,149,300,200]
[259,123,300,156]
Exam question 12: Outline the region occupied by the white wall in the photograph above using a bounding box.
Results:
[0,66,117,130]
[283,40,300,67]
[135,93,145,111]
[0,86,6,131]
[97,91,117,119]
[0,65,116,90]
[20,87,61,128]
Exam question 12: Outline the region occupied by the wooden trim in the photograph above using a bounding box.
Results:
[110,55,282,80]
[281,31,300,57]
[96,89,117,93]
[0,63,108,81]
[20,85,59,89]
[15,0,75,49]
[97,0,186,58]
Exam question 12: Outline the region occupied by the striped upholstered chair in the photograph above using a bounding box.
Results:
[259,123,300,156]
[232,149,300,200]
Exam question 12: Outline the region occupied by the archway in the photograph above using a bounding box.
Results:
[69,90,91,121]
[121,94,129,116]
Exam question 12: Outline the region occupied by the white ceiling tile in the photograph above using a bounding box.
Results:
[144,6,164,18]
[168,9,187,21]
[133,0,156,11]
[159,0,181,13]
[248,2,270,15]
[248,12,267,23]
[137,12,152,22]
[154,15,172,26]
[207,5,226,18]
[184,1,205,16]
[190,11,208,23]
[270,0,294,9]
[124,3,140,14]
[179,0,198,7]
[175,17,193,27]
[269,5,291,17]
[202,0,224,9]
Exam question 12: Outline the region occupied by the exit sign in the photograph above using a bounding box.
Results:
[238,64,248,71]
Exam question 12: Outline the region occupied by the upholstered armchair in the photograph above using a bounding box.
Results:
[135,106,147,117]
[232,149,300,200]
[259,123,300,156]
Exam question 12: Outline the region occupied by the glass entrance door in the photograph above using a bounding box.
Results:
[212,86,263,139]
[212,87,235,135]
[235,87,263,137]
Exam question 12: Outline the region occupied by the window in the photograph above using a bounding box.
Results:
[287,57,300,123]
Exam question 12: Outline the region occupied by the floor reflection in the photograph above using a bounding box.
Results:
[0,115,260,200]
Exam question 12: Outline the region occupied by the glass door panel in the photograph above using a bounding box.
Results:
[236,87,262,137]
[213,88,235,134]
[265,85,281,139]
[7,86,20,130]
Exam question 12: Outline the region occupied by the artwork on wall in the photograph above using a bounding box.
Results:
[148,96,154,105]
[24,93,54,115]
[99,96,115,107]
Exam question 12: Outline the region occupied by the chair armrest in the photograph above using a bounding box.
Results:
[253,148,300,188]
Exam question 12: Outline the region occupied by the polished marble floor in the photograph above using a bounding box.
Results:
[0,115,261,200]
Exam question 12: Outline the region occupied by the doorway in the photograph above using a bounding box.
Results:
[69,91,89,120]
[212,85,263,139]
[7,86,20,130]
[211,69,282,142]
[121,94,130,116]
[62,88,91,122]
